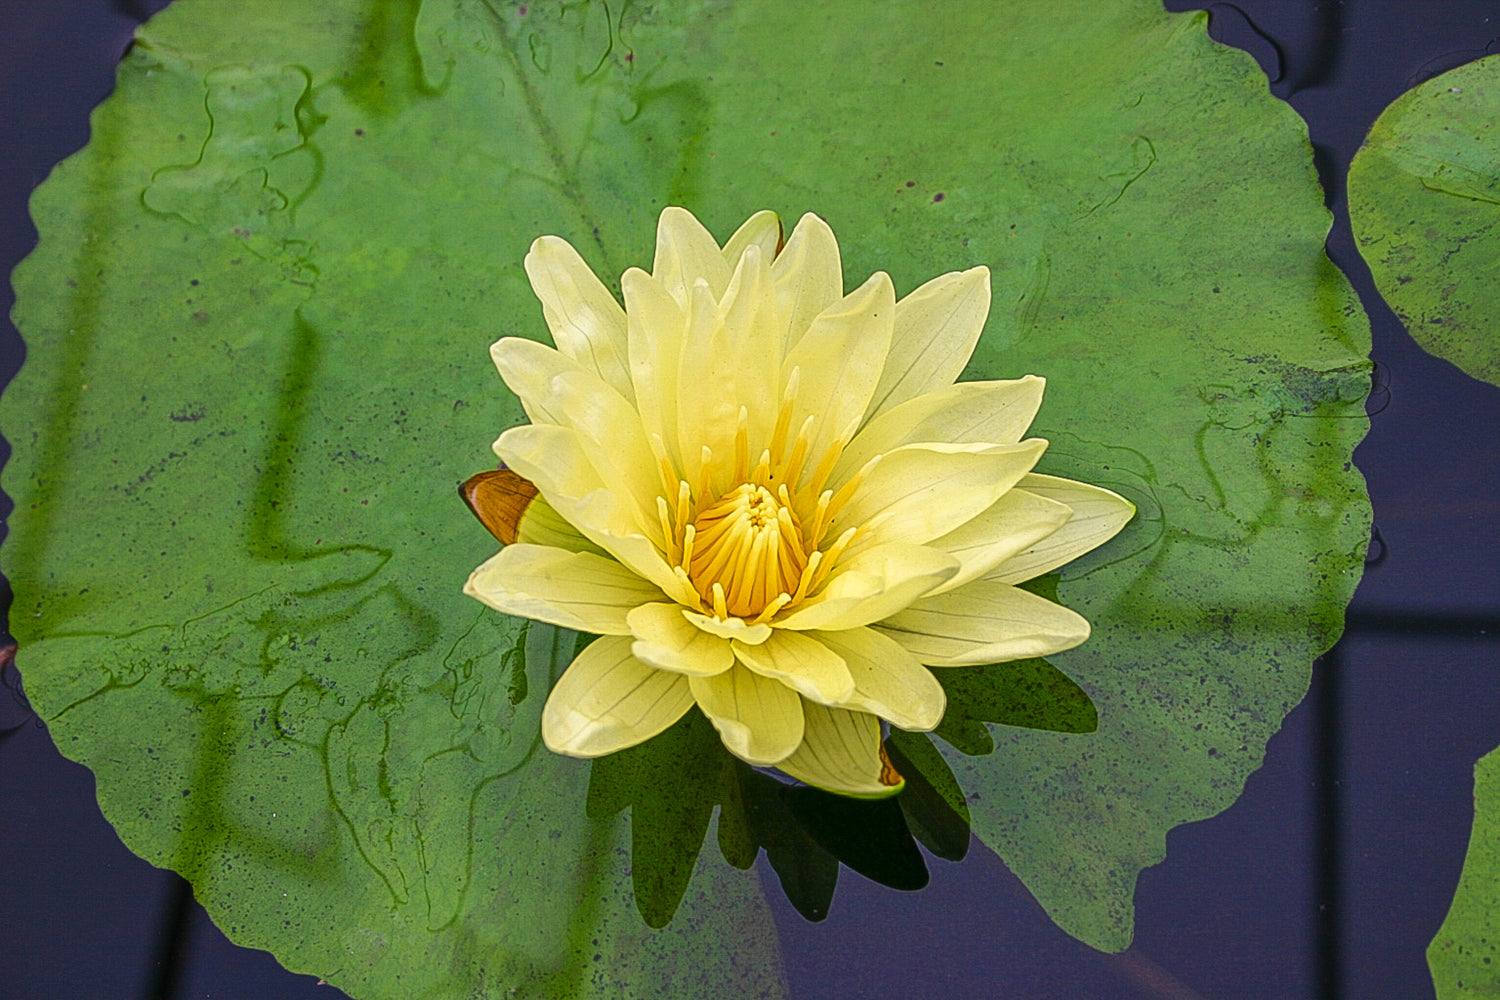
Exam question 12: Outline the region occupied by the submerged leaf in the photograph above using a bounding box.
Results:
[886,731,972,863]
[1350,54,1500,386]
[731,767,841,922]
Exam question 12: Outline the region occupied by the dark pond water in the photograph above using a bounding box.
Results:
[2,2,1498,998]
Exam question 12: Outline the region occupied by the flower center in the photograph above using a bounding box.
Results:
[688,483,807,618]
[652,367,877,624]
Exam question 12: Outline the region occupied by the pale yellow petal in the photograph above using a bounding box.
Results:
[776,542,958,631]
[542,635,694,756]
[811,626,945,731]
[547,370,663,543]
[731,629,854,705]
[776,704,900,799]
[489,336,585,426]
[924,488,1075,596]
[570,491,702,607]
[514,493,609,557]
[621,267,685,467]
[721,210,781,270]
[496,425,697,604]
[781,271,896,483]
[689,662,804,765]
[838,440,1048,551]
[772,212,844,354]
[834,376,1046,482]
[653,206,732,307]
[464,544,662,635]
[493,423,645,541]
[864,265,990,422]
[676,244,781,487]
[627,602,733,677]
[682,610,773,646]
[491,348,659,535]
[987,474,1137,584]
[873,577,1092,666]
[523,236,634,403]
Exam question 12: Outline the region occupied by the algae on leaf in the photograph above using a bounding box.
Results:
[3,0,1368,991]
[1350,54,1500,387]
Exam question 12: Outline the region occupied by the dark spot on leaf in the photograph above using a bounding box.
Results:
[905,180,916,187]
[933,192,945,203]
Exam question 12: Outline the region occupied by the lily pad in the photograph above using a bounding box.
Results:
[3,0,1369,990]
[1349,54,1500,386]
[1430,744,1500,997]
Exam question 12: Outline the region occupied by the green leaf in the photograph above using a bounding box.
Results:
[933,657,1099,756]
[1431,744,1500,998]
[3,0,1369,984]
[586,708,738,928]
[1349,54,1500,386]
[732,767,840,922]
[887,731,972,863]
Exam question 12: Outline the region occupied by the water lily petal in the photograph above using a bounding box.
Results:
[776,704,900,799]
[782,271,896,480]
[839,439,1048,551]
[772,212,843,354]
[925,487,1075,596]
[621,266,686,469]
[492,349,660,534]
[835,376,1047,480]
[811,626,946,731]
[524,235,634,404]
[570,491,702,607]
[654,206,732,307]
[489,336,585,426]
[546,370,663,540]
[464,544,663,635]
[731,628,854,705]
[722,209,781,270]
[627,602,734,676]
[776,541,958,631]
[676,244,781,488]
[496,425,696,603]
[873,577,1092,666]
[864,265,990,422]
[987,474,1137,584]
[494,423,643,538]
[682,610,773,645]
[690,662,805,765]
[542,635,695,757]
[514,492,610,557]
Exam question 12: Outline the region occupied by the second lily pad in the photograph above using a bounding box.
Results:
[1349,54,1500,386]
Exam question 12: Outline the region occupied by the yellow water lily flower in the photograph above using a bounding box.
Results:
[465,207,1134,798]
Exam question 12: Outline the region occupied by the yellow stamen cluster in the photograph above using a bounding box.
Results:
[654,368,873,624]
[689,483,806,617]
